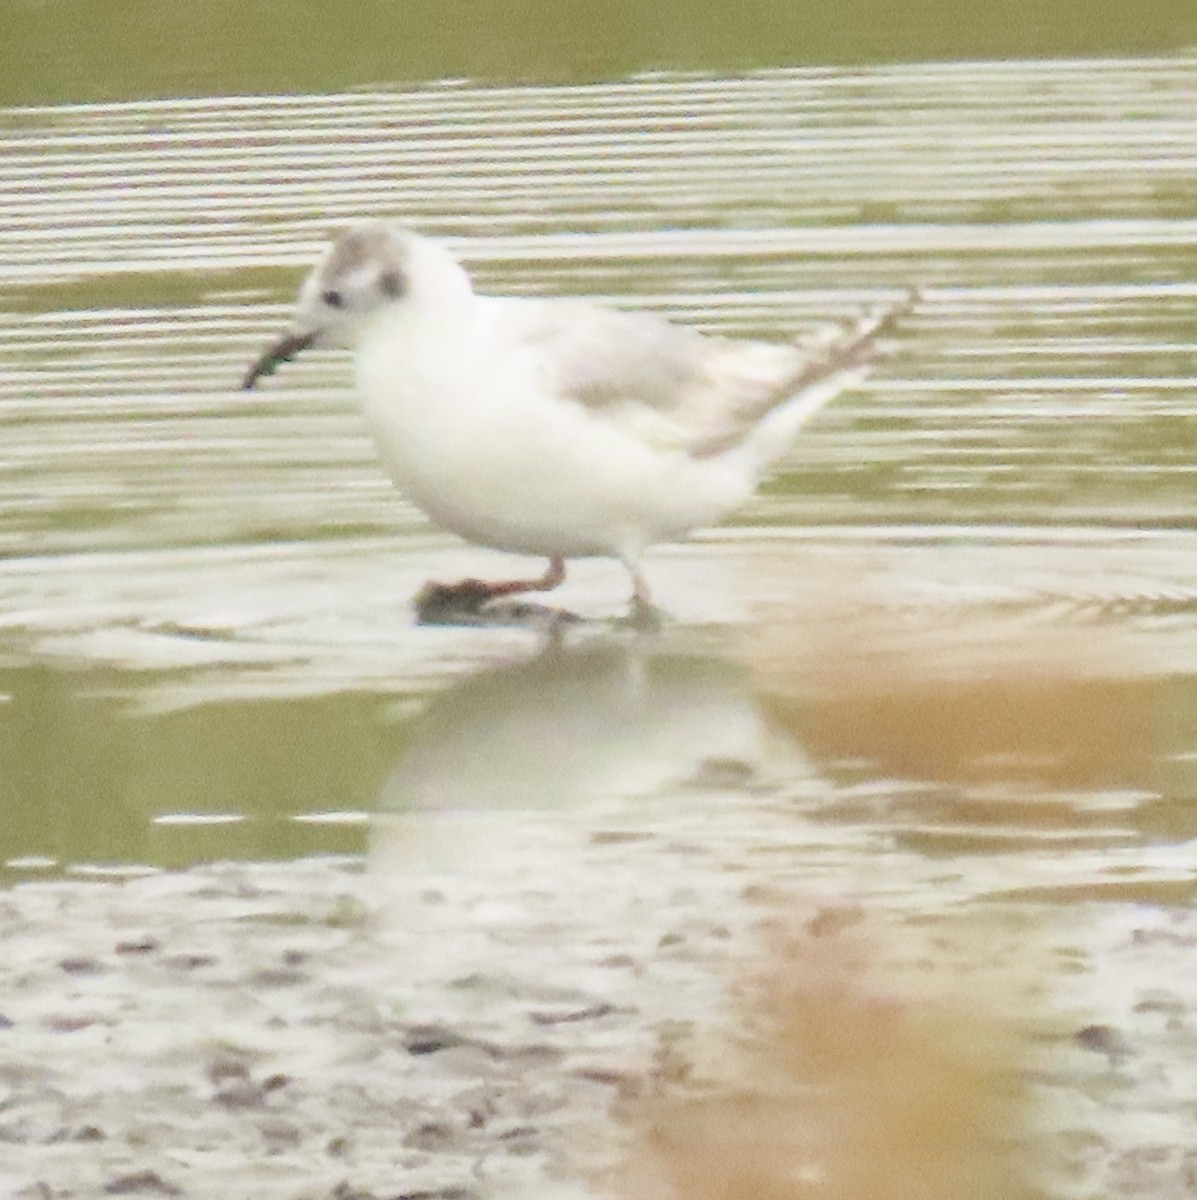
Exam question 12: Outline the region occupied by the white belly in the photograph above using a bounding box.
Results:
[354,331,750,559]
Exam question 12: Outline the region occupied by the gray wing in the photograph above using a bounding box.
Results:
[489,295,910,458]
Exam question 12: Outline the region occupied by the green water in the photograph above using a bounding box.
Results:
[6,0,1197,103]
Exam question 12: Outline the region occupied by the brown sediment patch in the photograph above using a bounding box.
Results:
[610,908,1049,1200]
[746,585,1163,793]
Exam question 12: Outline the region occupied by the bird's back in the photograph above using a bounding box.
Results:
[484,294,811,458]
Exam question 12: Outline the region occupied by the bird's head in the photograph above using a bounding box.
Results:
[242,220,471,389]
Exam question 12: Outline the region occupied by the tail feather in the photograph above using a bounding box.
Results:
[776,287,919,404]
[725,288,917,473]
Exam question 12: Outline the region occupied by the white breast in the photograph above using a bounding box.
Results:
[352,300,750,559]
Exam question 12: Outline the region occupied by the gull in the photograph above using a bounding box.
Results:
[244,220,914,620]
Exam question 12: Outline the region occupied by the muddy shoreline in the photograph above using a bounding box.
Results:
[3,778,1197,1200]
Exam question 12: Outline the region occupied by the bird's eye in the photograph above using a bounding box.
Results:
[321,289,344,309]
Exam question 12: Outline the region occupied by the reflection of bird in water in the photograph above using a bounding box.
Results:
[370,636,778,875]
[245,220,915,619]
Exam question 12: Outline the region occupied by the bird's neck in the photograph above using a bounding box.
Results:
[355,282,485,425]
[361,266,477,356]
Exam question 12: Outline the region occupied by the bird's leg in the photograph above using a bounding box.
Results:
[487,554,566,599]
[416,556,566,616]
[630,569,652,608]
[623,558,663,629]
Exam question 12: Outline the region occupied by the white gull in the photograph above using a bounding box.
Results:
[244,220,914,619]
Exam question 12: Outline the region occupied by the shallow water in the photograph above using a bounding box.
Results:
[2,57,1196,883]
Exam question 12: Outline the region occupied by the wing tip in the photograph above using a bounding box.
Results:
[854,285,920,348]
[790,286,918,386]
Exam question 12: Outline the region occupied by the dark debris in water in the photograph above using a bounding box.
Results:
[47,1015,96,1034]
[330,1186,476,1200]
[529,1002,618,1026]
[394,1189,476,1200]
[103,1171,182,1197]
[247,966,308,989]
[114,938,159,956]
[415,589,583,630]
[163,953,217,971]
[207,1056,293,1110]
[213,1078,271,1110]
[1076,1023,1132,1061]
[403,1024,484,1056]
[58,957,103,976]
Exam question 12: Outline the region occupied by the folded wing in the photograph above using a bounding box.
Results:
[493,294,912,459]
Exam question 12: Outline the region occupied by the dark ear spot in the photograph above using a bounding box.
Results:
[379,269,406,299]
